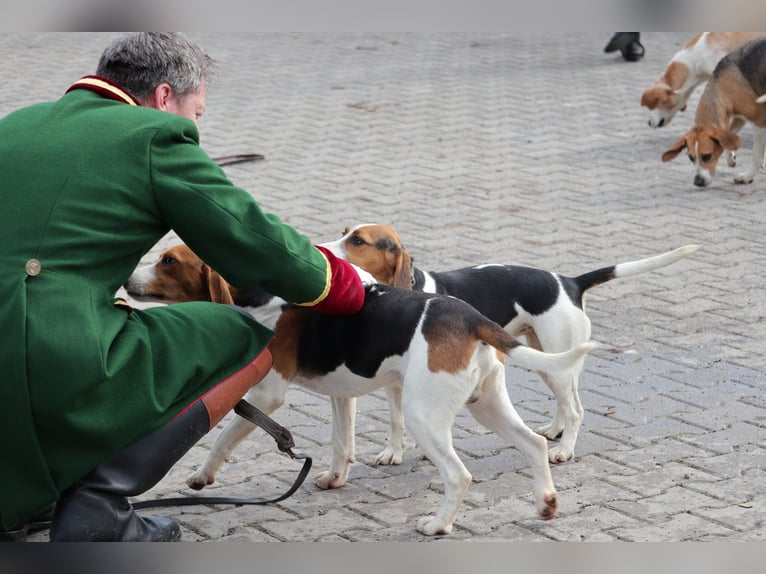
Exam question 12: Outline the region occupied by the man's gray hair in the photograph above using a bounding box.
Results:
[96,32,215,102]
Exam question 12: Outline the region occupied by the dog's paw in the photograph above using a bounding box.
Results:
[186,468,216,490]
[375,445,404,466]
[314,470,347,489]
[726,150,737,167]
[734,173,755,184]
[548,444,574,464]
[536,421,563,441]
[416,516,452,536]
[537,491,558,520]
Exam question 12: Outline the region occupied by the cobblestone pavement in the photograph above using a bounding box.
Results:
[4,32,765,542]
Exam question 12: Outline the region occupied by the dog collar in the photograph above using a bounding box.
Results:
[65,75,141,106]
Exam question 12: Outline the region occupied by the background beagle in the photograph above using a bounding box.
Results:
[125,244,595,535]
[324,224,698,464]
[661,37,766,187]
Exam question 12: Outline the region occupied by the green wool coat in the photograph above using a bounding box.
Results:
[0,82,331,528]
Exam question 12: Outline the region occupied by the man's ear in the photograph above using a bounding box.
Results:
[142,83,174,111]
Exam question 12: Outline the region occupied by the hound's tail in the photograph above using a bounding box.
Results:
[476,323,595,373]
[572,244,699,293]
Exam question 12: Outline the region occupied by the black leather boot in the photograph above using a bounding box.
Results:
[49,400,209,542]
[48,348,272,542]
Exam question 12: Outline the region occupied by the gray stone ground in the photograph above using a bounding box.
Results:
[3,32,765,542]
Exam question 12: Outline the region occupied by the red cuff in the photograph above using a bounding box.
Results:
[306,246,365,314]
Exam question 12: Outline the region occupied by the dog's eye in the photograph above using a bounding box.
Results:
[350,236,366,246]
[162,256,175,265]
[701,153,712,163]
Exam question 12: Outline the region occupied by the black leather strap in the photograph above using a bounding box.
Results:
[134,399,312,509]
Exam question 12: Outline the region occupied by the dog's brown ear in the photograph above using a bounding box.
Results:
[662,135,688,162]
[202,265,235,304]
[641,86,672,110]
[390,247,413,290]
[711,127,741,151]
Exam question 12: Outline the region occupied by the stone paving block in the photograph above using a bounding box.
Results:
[608,511,737,542]
[602,462,722,498]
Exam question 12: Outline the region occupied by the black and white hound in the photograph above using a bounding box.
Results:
[323,224,698,463]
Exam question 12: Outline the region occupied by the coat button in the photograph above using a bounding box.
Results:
[25,259,42,276]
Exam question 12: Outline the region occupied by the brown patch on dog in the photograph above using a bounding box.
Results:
[641,61,688,112]
[342,225,413,289]
[664,61,690,92]
[269,308,306,380]
[423,321,476,374]
[682,32,704,50]
[422,304,521,374]
[641,84,676,111]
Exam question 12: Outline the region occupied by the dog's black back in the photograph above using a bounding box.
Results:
[716,37,766,95]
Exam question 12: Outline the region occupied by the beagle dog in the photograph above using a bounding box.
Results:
[662,37,766,187]
[641,32,764,129]
[125,244,596,535]
[323,224,698,464]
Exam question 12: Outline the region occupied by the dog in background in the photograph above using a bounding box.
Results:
[661,37,766,187]
[125,244,596,535]
[324,224,699,464]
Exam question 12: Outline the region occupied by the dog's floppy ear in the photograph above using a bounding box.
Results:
[641,85,673,110]
[390,247,413,290]
[202,264,234,304]
[661,135,689,162]
[710,127,741,151]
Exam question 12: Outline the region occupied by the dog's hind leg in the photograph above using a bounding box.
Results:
[536,368,584,463]
[403,374,472,536]
[375,384,407,465]
[315,396,357,489]
[735,127,766,184]
[466,364,558,521]
[526,310,589,463]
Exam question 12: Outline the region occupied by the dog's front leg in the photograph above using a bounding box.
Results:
[375,384,407,465]
[314,396,356,489]
[726,116,746,167]
[186,376,288,489]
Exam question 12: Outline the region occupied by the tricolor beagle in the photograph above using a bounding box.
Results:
[661,37,766,187]
[125,244,596,535]
[323,224,698,464]
[641,32,764,129]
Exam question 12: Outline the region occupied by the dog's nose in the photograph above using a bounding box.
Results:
[693,175,708,187]
[657,118,665,128]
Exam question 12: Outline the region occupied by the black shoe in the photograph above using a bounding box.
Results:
[621,40,645,62]
[604,32,639,53]
[50,486,182,542]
